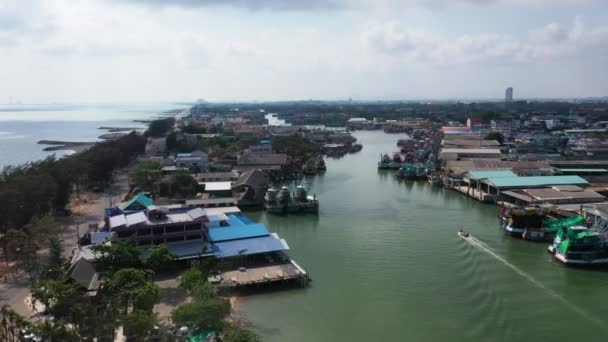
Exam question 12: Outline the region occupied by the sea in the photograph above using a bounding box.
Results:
[0,103,184,169]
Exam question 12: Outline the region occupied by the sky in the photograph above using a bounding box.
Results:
[1,0,607,103]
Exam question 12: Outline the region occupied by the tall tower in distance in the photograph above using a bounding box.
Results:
[505,87,513,103]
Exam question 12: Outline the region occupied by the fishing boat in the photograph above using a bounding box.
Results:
[349,144,363,153]
[396,163,427,180]
[378,154,401,169]
[293,185,319,213]
[315,157,326,172]
[458,229,470,238]
[264,187,285,214]
[378,154,392,169]
[548,226,608,266]
[500,204,585,241]
[303,159,317,175]
[263,185,319,215]
[427,173,443,187]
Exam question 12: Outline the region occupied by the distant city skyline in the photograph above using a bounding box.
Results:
[1,0,608,103]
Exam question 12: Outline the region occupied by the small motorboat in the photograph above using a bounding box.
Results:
[458,229,470,238]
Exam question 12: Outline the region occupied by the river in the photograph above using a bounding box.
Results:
[240,130,608,342]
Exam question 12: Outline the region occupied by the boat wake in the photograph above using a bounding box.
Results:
[463,235,606,329]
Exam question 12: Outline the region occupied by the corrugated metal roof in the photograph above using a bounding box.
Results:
[211,235,288,258]
[208,223,269,242]
[468,170,516,179]
[557,168,608,173]
[125,212,148,226]
[441,148,502,154]
[201,181,233,191]
[484,176,589,188]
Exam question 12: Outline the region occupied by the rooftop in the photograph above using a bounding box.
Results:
[207,213,270,242]
[467,170,517,180]
[201,181,233,192]
[483,175,589,188]
[441,148,502,154]
[238,152,287,166]
[211,233,289,258]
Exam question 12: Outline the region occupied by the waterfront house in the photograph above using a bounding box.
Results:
[501,186,605,206]
[232,169,269,207]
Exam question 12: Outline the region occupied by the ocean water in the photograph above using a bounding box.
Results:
[0,103,183,169]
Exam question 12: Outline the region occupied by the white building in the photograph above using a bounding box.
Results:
[505,87,514,103]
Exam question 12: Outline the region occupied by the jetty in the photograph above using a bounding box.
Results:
[209,260,309,290]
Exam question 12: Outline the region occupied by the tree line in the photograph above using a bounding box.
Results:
[0,130,146,268]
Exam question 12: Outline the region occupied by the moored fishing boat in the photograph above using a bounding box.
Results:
[548,226,608,266]
[378,154,392,169]
[427,173,443,187]
[303,159,317,175]
[499,204,586,241]
[316,156,326,172]
[263,185,319,215]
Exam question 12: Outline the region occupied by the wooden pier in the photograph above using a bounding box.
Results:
[454,185,495,203]
[209,260,309,290]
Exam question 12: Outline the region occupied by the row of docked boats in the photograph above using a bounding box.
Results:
[499,204,608,267]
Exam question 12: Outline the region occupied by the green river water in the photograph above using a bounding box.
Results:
[240,131,608,342]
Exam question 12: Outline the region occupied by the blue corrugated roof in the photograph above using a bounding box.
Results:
[484,175,589,188]
[208,223,269,242]
[211,235,287,258]
[468,170,516,179]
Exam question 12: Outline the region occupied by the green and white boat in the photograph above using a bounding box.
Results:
[548,225,608,266]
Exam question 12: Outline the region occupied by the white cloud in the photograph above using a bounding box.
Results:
[362,17,608,65]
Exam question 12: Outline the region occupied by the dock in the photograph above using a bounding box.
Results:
[454,185,494,202]
[209,260,309,290]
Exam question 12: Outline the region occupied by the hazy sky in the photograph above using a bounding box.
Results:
[1,0,607,102]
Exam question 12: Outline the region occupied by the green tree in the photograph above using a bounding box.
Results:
[171,297,230,333]
[44,237,66,280]
[146,118,175,137]
[106,268,160,312]
[34,319,80,342]
[130,162,162,192]
[172,169,199,197]
[92,241,143,276]
[224,327,261,342]
[485,131,505,145]
[124,310,157,342]
[144,245,177,273]
[30,279,81,318]
[177,268,207,293]
[1,305,30,342]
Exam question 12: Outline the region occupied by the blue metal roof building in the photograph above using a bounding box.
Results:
[211,234,289,258]
[208,223,270,242]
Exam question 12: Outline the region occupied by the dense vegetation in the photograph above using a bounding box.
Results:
[271,135,319,159]
[146,118,175,137]
[0,131,146,267]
